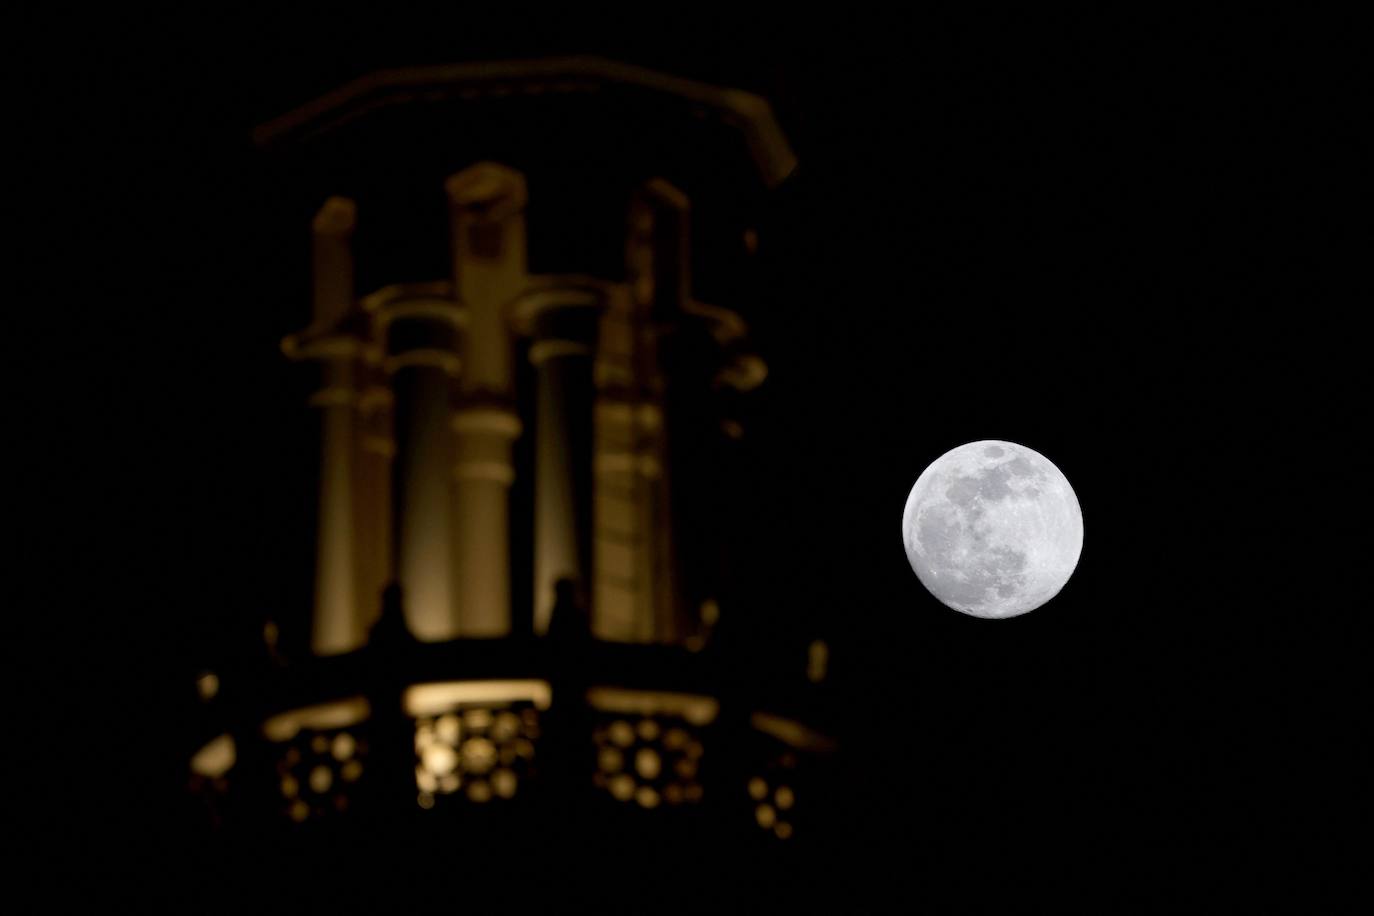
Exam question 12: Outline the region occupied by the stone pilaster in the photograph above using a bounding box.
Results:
[512,280,605,635]
[589,181,692,642]
[446,164,526,637]
[365,284,466,641]
[282,197,371,656]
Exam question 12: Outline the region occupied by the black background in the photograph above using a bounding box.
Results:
[18,10,1357,911]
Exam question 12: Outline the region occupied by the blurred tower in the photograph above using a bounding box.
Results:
[190,58,835,891]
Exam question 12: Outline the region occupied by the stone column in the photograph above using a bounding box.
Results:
[282,197,369,656]
[355,374,393,635]
[311,359,361,654]
[368,285,465,641]
[446,163,526,637]
[513,281,603,636]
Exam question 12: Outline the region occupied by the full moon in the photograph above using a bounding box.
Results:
[902,440,1083,619]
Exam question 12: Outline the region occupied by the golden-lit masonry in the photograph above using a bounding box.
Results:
[262,697,370,742]
[586,687,720,726]
[272,58,795,654]
[189,59,839,858]
[404,680,553,717]
[284,163,770,651]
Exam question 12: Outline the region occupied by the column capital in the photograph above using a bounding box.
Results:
[383,350,461,376]
[445,161,528,217]
[529,339,593,366]
[360,282,467,331]
[451,404,522,439]
[281,330,374,363]
[508,274,613,336]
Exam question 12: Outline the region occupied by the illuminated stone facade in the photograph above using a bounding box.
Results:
[189,58,834,861]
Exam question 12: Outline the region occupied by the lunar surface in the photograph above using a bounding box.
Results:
[902,440,1082,618]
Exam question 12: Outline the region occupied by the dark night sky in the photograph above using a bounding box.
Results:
[20,10,1359,910]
